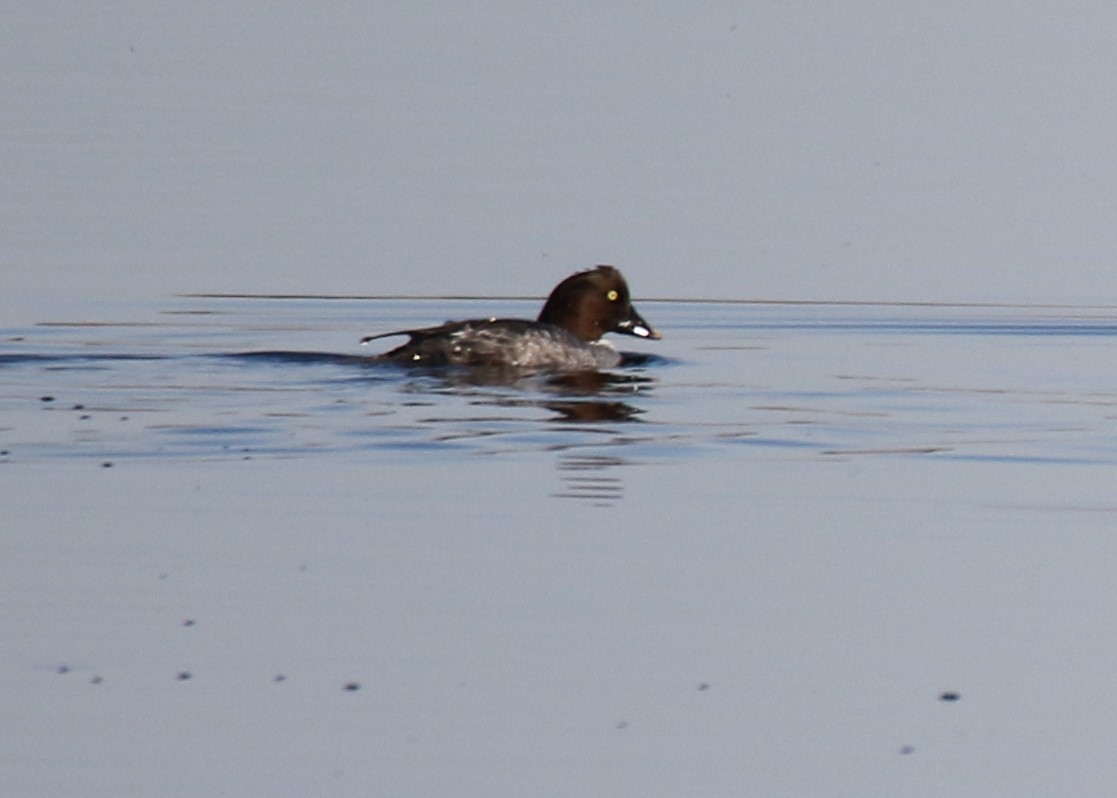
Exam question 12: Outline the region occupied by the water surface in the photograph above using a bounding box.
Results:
[5,296,1117,476]
[4,296,1117,797]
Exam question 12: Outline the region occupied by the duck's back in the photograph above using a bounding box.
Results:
[378,319,620,371]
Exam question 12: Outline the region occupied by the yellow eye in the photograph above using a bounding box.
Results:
[606,290,619,301]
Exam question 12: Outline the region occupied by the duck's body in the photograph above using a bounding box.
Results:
[362,265,660,371]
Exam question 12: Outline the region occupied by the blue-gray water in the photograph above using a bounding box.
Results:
[6,297,1117,474]
[9,3,1117,793]
[5,297,1117,797]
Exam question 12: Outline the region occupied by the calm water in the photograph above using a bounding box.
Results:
[6,296,1117,796]
[4,296,1117,481]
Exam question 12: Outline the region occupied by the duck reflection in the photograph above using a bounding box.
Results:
[402,363,655,506]
[545,400,642,423]
[552,453,627,506]
[230,348,654,505]
[541,369,651,422]
[538,370,651,506]
[402,362,656,423]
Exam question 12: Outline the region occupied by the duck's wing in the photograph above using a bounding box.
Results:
[360,319,559,368]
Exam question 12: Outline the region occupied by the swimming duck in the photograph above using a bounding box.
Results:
[361,265,660,371]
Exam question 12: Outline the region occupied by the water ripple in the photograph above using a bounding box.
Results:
[4,299,1117,506]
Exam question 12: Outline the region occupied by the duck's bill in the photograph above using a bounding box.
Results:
[616,311,662,340]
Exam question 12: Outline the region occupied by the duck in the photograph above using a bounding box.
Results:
[361,265,660,371]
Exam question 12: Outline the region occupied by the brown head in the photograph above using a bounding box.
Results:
[536,265,661,343]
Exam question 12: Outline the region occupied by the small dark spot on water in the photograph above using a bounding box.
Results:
[90,675,103,685]
[177,671,192,681]
[1,450,9,456]
[101,461,113,468]
[182,619,195,627]
[343,682,360,691]
[900,745,915,755]
[40,396,55,403]
[615,720,629,730]
[939,691,960,702]
[274,674,287,683]
[57,664,70,675]
[73,404,84,410]
[79,414,91,420]
[697,682,710,691]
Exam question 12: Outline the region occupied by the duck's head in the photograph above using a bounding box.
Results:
[537,265,661,343]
